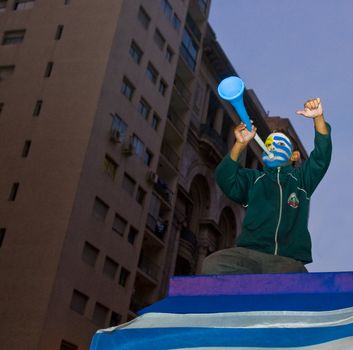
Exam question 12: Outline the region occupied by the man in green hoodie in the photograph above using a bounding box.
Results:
[202,98,332,274]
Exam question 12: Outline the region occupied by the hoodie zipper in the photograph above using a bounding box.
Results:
[274,167,283,255]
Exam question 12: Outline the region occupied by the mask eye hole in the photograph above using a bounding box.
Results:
[277,141,286,147]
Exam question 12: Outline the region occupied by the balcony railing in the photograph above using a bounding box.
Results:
[146,214,168,241]
[180,228,197,248]
[161,142,180,170]
[167,109,186,136]
[199,124,228,156]
[174,74,192,104]
[154,179,173,205]
[138,253,160,281]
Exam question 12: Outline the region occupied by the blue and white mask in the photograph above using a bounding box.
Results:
[262,132,293,168]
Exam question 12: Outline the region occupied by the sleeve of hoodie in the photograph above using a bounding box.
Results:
[214,154,254,205]
[297,123,332,197]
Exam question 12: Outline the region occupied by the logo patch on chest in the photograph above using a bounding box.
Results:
[288,192,299,208]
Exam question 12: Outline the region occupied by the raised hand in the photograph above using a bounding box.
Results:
[234,122,256,145]
[296,98,323,119]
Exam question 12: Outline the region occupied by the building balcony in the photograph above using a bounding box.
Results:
[138,253,160,283]
[167,109,186,138]
[129,296,148,314]
[188,0,208,22]
[199,124,228,158]
[161,142,180,171]
[173,74,191,108]
[178,228,197,263]
[180,227,197,246]
[146,213,168,242]
[153,179,173,206]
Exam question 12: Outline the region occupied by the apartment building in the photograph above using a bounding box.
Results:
[0,0,307,349]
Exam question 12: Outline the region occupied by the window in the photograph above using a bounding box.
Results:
[136,186,146,205]
[0,65,15,81]
[32,100,42,116]
[146,63,158,84]
[0,228,6,247]
[109,312,122,327]
[103,256,119,279]
[70,289,88,315]
[121,77,135,100]
[138,98,151,120]
[44,62,54,77]
[143,149,153,167]
[112,213,127,236]
[172,13,181,31]
[181,29,199,71]
[122,173,136,196]
[14,0,34,10]
[55,25,64,40]
[103,155,117,179]
[129,40,143,64]
[131,134,144,157]
[81,242,99,267]
[0,1,7,12]
[160,0,172,20]
[119,267,130,287]
[8,182,19,201]
[92,302,109,328]
[2,29,26,45]
[158,79,168,96]
[92,197,109,221]
[22,140,31,157]
[128,226,138,245]
[151,113,160,131]
[60,340,78,350]
[153,29,165,50]
[111,113,127,143]
[165,46,174,63]
[186,13,201,41]
[137,6,150,29]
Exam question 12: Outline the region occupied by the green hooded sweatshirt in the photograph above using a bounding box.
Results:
[215,126,332,263]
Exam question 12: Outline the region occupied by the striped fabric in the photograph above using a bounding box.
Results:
[90,272,353,349]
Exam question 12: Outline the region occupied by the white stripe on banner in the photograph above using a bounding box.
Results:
[97,306,353,333]
[171,335,353,349]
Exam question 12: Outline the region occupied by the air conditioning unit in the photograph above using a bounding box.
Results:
[110,128,121,143]
[147,171,159,184]
[122,142,135,156]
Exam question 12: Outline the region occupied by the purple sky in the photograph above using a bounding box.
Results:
[209,0,353,272]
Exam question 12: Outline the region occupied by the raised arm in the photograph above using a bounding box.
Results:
[215,123,257,205]
[295,98,332,196]
[230,122,257,161]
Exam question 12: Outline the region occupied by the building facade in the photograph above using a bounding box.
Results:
[0,1,307,349]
